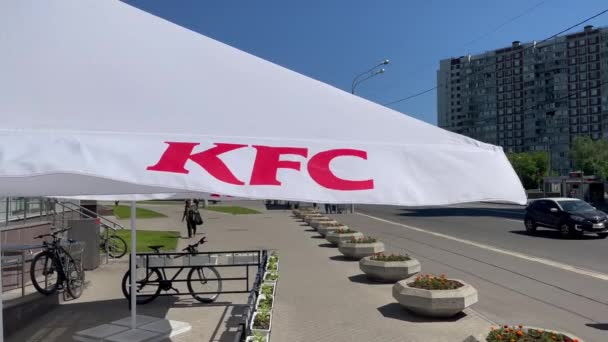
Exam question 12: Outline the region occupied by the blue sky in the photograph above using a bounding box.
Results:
[125,0,607,125]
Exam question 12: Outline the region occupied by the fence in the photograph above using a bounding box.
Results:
[0,197,81,229]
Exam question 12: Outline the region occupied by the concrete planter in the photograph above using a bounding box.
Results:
[245,336,267,342]
[326,231,364,246]
[293,209,317,218]
[392,276,478,317]
[263,271,278,285]
[317,224,348,237]
[250,312,272,338]
[310,218,338,230]
[255,294,274,312]
[303,214,325,224]
[338,241,385,260]
[359,256,421,282]
[258,283,276,299]
[265,259,279,273]
[521,327,584,342]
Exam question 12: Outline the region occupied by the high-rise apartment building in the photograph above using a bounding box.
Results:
[437,25,608,175]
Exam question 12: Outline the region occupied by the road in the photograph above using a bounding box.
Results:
[328,203,608,342]
[358,202,608,274]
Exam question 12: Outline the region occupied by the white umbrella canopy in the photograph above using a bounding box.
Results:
[0,0,526,206]
[0,1,527,340]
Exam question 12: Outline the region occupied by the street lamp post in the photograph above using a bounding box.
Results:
[348,59,390,213]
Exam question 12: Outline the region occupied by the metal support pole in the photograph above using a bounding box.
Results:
[5,198,8,227]
[23,198,28,222]
[0,201,5,342]
[130,201,137,330]
[0,226,3,342]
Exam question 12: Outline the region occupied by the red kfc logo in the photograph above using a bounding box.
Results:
[147,142,374,191]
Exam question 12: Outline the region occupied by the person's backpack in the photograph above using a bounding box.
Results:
[193,209,204,225]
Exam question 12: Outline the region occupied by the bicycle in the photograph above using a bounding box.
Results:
[30,228,86,299]
[99,227,128,259]
[121,236,222,305]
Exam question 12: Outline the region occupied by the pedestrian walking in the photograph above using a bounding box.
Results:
[324,203,331,214]
[182,199,202,238]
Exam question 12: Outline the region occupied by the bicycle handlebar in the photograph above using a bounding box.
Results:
[181,236,207,252]
[34,228,71,240]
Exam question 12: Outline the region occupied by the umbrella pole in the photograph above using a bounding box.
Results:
[0,229,4,342]
[130,201,137,330]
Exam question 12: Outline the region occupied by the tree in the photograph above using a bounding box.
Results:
[507,151,549,190]
[570,137,608,179]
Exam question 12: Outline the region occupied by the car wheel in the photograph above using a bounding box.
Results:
[597,233,608,239]
[559,223,579,239]
[524,218,537,234]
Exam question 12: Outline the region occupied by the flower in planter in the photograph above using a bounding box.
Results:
[267,261,278,271]
[349,236,377,244]
[264,272,278,282]
[261,284,274,297]
[320,222,345,227]
[408,274,463,290]
[257,295,273,311]
[248,332,267,342]
[486,325,578,342]
[370,252,411,262]
[253,309,271,330]
[334,228,355,234]
[269,253,279,263]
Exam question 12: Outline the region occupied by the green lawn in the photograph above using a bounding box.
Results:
[140,200,184,205]
[114,229,180,252]
[113,205,167,219]
[206,206,260,215]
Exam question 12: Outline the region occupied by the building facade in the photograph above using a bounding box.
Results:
[437,25,608,175]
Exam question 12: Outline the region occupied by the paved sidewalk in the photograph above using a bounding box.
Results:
[8,202,492,342]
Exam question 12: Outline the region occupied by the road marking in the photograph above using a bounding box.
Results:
[357,212,608,281]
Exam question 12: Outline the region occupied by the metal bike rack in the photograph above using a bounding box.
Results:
[128,249,268,300]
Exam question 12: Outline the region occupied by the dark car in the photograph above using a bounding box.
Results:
[524,198,608,238]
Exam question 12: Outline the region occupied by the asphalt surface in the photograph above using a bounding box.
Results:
[357,203,608,274]
[326,203,608,342]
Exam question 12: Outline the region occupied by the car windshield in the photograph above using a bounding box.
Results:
[556,200,594,212]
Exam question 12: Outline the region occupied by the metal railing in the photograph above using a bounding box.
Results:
[52,200,124,231]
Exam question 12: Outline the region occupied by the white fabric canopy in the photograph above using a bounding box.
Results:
[0,0,526,206]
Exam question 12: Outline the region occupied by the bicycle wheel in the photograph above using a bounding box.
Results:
[107,235,128,259]
[121,267,162,304]
[30,251,60,295]
[65,256,85,299]
[187,266,222,303]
